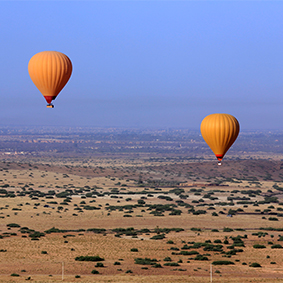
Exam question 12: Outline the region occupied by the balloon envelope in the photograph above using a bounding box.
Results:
[28,51,72,106]
[200,113,240,164]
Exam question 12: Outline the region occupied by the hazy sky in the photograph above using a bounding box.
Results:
[1,1,283,130]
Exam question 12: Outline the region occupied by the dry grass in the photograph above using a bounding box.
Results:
[0,157,283,282]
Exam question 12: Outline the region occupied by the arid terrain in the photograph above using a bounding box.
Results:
[0,128,283,282]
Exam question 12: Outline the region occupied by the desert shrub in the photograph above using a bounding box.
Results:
[152,263,162,268]
[167,240,174,244]
[180,250,199,255]
[134,258,157,265]
[225,249,243,256]
[11,273,19,277]
[169,209,182,215]
[91,269,99,274]
[41,251,48,254]
[271,244,283,249]
[75,275,80,278]
[191,228,201,232]
[213,269,221,274]
[269,217,279,221]
[223,227,233,232]
[114,261,121,265]
[87,228,106,234]
[95,262,104,267]
[270,262,276,264]
[203,244,223,252]
[130,248,138,252]
[170,247,179,251]
[163,257,172,262]
[193,210,206,215]
[7,223,20,228]
[250,262,261,267]
[83,205,100,211]
[124,214,133,217]
[138,199,145,205]
[253,244,266,249]
[75,256,104,262]
[150,234,165,240]
[158,195,173,201]
[194,255,208,261]
[125,270,133,273]
[164,262,180,266]
[29,231,45,239]
[212,260,234,265]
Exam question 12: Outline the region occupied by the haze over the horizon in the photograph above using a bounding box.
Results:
[1,1,283,130]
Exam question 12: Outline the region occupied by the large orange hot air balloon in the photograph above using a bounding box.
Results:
[28,51,72,108]
[200,113,240,165]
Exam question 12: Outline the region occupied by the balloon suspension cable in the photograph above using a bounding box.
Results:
[47,104,54,108]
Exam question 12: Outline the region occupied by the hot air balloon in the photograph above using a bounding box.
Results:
[200,113,240,165]
[28,51,72,108]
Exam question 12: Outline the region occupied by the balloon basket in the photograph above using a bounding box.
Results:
[47,104,54,108]
[218,161,222,166]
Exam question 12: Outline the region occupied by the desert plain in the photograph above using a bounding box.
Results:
[0,129,282,282]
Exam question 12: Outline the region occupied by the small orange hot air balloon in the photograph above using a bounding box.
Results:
[28,51,72,108]
[200,113,240,165]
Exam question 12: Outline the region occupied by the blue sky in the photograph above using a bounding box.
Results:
[1,1,283,130]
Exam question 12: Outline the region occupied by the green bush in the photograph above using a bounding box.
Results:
[91,269,99,274]
[271,244,283,249]
[11,273,19,277]
[250,262,261,268]
[180,250,199,255]
[134,258,157,265]
[150,234,165,240]
[253,244,266,249]
[223,227,234,232]
[130,248,138,252]
[75,256,104,262]
[191,228,201,232]
[194,255,208,261]
[268,217,278,221]
[7,223,20,228]
[164,262,180,266]
[95,262,104,267]
[212,260,234,265]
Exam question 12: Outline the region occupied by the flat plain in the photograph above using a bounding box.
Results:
[0,128,283,282]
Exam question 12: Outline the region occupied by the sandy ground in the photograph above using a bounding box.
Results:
[0,158,282,282]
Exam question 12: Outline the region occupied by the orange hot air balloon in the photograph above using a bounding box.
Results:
[28,51,72,108]
[200,113,240,165]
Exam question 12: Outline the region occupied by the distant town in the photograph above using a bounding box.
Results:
[0,127,282,160]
